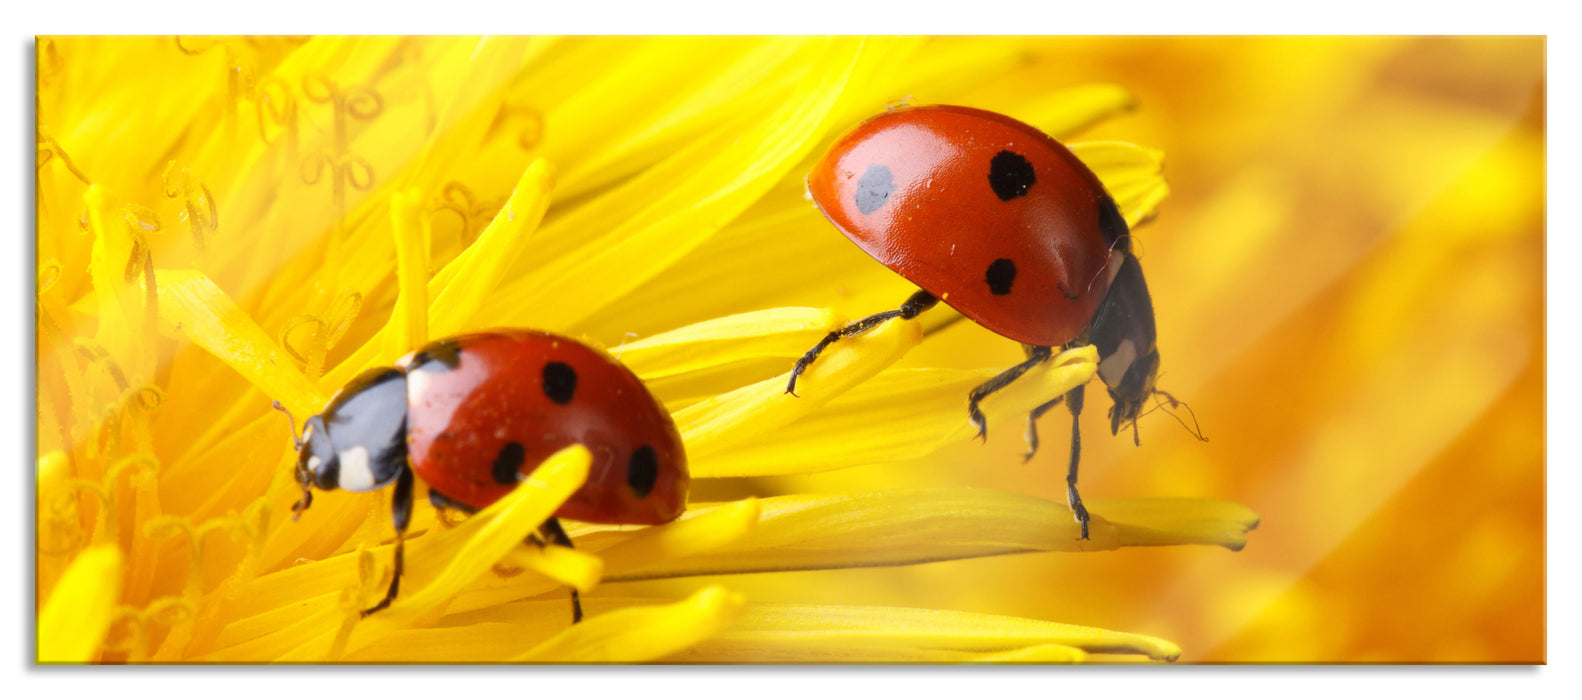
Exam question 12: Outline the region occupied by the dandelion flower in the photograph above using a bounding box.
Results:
[36,36,1259,664]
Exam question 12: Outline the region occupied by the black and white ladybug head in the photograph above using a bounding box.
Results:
[1087,250,1161,436]
[290,367,410,518]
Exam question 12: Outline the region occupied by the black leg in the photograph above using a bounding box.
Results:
[537,517,583,624]
[786,289,937,397]
[1022,395,1064,463]
[362,468,414,616]
[966,345,1053,441]
[428,487,478,527]
[1064,384,1091,540]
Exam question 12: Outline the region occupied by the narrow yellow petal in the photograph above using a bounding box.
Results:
[324,159,557,386]
[666,602,1179,663]
[1024,83,1137,138]
[615,307,837,380]
[676,316,922,461]
[592,498,761,577]
[693,345,1096,478]
[967,644,1088,664]
[441,500,759,617]
[1070,141,1169,227]
[38,545,122,663]
[494,540,605,594]
[606,492,1258,582]
[1099,498,1263,551]
[340,622,546,663]
[514,586,744,663]
[352,444,592,630]
[215,446,592,661]
[477,38,864,331]
[153,269,328,415]
[385,188,430,357]
[425,158,557,339]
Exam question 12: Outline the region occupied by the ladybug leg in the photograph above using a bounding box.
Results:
[428,488,477,528]
[362,467,414,617]
[786,289,937,397]
[966,344,1053,441]
[536,517,584,624]
[1064,384,1091,540]
[1022,395,1065,463]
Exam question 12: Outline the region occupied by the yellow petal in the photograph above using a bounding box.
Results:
[153,269,328,415]
[1070,141,1169,227]
[606,492,1259,582]
[476,38,864,331]
[514,586,744,663]
[591,498,761,577]
[38,545,123,663]
[693,345,1096,478]
[345,445,593,636]
[494,540,605,594]
[210,446,591,661]
[615,307,837,381]
[384,188,430,357]
[666,602,1179,663]
[1024,83,1137,138]
[676,316,922,461]
[444,499,759,616]
[425,158,556,339]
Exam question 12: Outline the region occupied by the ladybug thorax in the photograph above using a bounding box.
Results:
[295,367,410,495]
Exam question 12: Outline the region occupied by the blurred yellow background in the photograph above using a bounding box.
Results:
[618,36,1545,663]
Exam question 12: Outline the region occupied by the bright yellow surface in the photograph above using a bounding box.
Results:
[34,36,1542,663]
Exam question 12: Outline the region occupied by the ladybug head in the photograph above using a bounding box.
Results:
[281,367,411,520]
[1103,346,1160,436]
[1088,251,1161,436]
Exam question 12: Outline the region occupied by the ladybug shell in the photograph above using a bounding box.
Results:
[399,330,688,525]
[808,105,1125,347]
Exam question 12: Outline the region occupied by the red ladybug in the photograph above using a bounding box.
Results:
[280,329,688,620]
[788,105,1166,540]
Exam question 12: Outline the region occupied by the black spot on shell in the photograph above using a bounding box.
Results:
[986,258,1017,296]
[541,362,577,405]
[1097,193,1130,250]
[854,164,894,215]
[627,445,659,499]
[491,442,525,486]
[988,150,1036,201]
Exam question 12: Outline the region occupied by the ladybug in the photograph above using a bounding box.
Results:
[787,104,1168,540]
[279,329,688,620]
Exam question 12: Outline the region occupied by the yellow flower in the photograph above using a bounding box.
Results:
[35,36,1263,664]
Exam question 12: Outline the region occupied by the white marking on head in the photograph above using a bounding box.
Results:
[407,368,433,403]
[1098,339,1139,390]
[307,455,322,473]
[302,425,314,441]
[336,445,377,492]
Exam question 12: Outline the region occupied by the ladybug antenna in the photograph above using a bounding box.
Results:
[273,401,316,520]
[1083,233,1137,295]
[1136,388,1208,443]
[272,400,303,451]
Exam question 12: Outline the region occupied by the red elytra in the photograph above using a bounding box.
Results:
[285,329,687,618]
[791,104,1169,542]
[807,104,1124,347]
[401,330,688,525]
